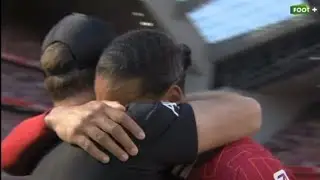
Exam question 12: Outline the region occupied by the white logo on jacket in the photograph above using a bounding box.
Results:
[161,102,179,117]
[273,169,289,180]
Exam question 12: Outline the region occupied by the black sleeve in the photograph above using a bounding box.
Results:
[127,102,198,164]
[30,102,198,180]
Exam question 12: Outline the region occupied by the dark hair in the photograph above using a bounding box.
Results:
[40,13,116,101]
[96,29,191,97]
[41,42,96,101]
[177,43,192,90]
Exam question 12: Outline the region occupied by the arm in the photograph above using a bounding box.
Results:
[187,90,262,153]
[9,89,260,172]
[1,102,144,176]
[1,113,58,175]
[30,102,198,180]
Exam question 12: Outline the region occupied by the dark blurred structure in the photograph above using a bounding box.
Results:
[264,102,320,166]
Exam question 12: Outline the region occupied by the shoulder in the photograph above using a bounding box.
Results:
[209,137,272,167]
[1,112,51,174]
[3,112,48,142]
[198,138,295,180]
[15,112,48,130]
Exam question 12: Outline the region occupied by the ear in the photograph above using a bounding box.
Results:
[162,85,184,103]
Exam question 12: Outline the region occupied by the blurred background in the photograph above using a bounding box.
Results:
[1,0,320,178]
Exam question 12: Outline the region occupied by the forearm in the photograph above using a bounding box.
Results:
[188,91,262,153]
[186,89,241,102]
[1,113,58,175]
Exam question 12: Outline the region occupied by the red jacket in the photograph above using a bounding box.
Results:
[1,113,59,175]
[189,137,296,180]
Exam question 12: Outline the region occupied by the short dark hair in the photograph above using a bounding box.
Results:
[96,29,191,97]
[41,13,116,101]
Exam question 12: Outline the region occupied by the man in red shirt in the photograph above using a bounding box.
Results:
[2,15,262,178]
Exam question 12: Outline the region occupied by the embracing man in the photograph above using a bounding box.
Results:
[27,28,263,180]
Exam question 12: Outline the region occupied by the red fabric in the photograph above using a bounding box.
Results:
[1,113,48,170]
[189,137,296,180]
[1,52,41,69]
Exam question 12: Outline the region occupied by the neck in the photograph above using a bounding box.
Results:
[53,91,94,107]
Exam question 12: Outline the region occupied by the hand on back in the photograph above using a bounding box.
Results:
[44,101,145,163]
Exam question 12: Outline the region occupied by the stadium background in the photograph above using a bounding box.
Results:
[1,0,320,178]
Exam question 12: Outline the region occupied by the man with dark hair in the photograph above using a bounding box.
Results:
[40,13,116,102]
[1,13,140,174]
[96,30,190,105]
[29,29,263,180]
[41,42,96,101]
[94,30,190,105]
[2,15,261,179]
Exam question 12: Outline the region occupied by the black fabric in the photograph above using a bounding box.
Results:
[194,146,225,168]
[42,13,116,72]
[30,102,197,180]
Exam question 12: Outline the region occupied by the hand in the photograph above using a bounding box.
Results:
[44,101,145,163]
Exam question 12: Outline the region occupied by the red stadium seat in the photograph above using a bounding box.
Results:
[287,166,320,180]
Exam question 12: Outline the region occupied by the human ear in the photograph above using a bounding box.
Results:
[161,85,183,103]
